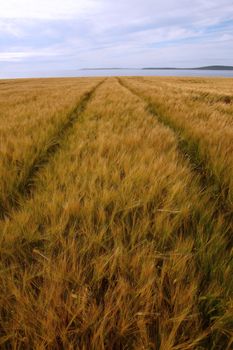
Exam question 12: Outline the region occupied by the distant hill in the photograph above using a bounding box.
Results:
[81,66,233,71]
[143,65,233,71]
[194,66,233,70]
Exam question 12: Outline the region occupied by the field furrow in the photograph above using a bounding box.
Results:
[0,79,103,219]
[0,78,232,350]
[140,77,233,120]
[140,76,233,96]
[119,77,233,217]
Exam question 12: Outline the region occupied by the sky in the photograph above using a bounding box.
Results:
[0,0,233,77]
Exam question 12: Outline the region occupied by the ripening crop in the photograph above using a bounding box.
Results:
[0,76,232,350]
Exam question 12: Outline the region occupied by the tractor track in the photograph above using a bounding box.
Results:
[117,77,233,239]
[0,79,105,220]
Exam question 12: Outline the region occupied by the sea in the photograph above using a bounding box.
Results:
[75,69,233,78]
[2,69,233,79]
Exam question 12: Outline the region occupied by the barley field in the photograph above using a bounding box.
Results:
[0,77,232,349]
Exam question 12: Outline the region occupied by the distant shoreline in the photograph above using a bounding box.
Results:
[81,65,233,71]
[2,66,233,79]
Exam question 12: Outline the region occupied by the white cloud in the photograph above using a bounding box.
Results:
[1,0,233,22]
[0,0,98,20]
[0,0,233,75]
[0,20,24,37]
[0,48,62,62]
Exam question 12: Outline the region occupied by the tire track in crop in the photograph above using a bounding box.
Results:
[117,77,232,235]
[139,77,233,108]
[118,78,233,349]
[0,79,105,220]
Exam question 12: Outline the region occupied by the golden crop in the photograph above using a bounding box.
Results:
[0,77,232,349]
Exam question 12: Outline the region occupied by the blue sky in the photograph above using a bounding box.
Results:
[0,0,233,77]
